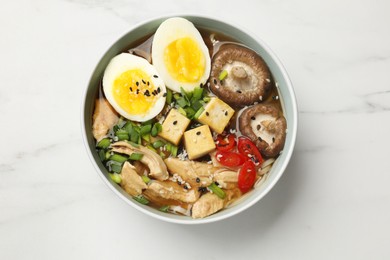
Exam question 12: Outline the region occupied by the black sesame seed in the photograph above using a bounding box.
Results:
[157,87,161,93]
[272,137,275,143]
[136,89,140,94]
[236,90,242,93]
[213,79,217,84]
[196,178,200,183]
[225,111,228,116]
[130,87,133,91]
[142,79,146,84]
[251,116,256,120]
[198,187,207,192]
[173,120,177,125]
[258,136,263,141]
[183,185,188,190]
[163,92,167,97]
[214,181,220,186]
[144,90,150,96]
[153,75,158,78]
[196,131,201,135]
[147,81,150,86]
[200,83,203,88]
[136,81,139,86]
[206,112,209,116]
[257,124,261,130]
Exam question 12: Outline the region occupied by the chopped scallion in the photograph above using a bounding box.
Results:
[159,205,169,212]
[133,195,149,205]
[98,149,106,161]
[129,153,143,161]
[140,124,152,136]
[192,86,203,101]
[109,162,123,173]
[153,140,165,149]
[208,183,226,199]
[110,173,122,184]
[166,89,172,105]
[194,107,205,119]
[141,175,151,184]
[97,138,111,149]
[170,145,178,157]
[178,107,186,116]
[218,70,228,81]
[110,153,128,163]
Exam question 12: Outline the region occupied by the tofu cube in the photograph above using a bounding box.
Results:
[197,98,235,134]
[158,108,191,145]
[184,125,216,160]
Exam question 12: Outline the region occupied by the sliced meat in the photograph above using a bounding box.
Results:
[120,162,147,196]
[239,104,287,157]
[210,44,272,107]
[164,158,218,188]
[145,180,200,203]
[92,97,119,141]
[213,169,238,189]
[111,141,169,181]
[192,193,224,219]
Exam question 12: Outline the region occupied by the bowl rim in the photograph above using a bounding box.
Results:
[81,13,298,225]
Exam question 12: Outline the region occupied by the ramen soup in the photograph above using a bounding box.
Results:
[92,17,287,218]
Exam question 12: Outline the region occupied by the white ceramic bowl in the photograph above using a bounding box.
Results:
[81,15,298,224]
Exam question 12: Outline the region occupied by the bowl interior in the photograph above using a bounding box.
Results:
[82,15,297,224]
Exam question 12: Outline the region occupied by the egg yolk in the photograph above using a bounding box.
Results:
[112,69,156,116]
[164,37,205,83]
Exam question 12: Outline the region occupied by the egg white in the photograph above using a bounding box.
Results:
[103,53,166,122]
[151,17,211,93]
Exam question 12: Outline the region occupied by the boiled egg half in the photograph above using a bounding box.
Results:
[103,53,166,122]
[152,17,211,93]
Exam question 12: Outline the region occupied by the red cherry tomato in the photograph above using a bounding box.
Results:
[238,161,256,193]
[216,134,236,152]
[237,137,264,166]
[215,150,245,167]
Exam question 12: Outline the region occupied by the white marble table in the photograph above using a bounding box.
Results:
[1,0,389,259]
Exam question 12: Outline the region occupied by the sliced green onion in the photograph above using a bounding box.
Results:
[146,144,157,153]
[151,123,162,137]
[159,205,169,212]
[116,129,129,141]
[110,153,128,163]
[208,182,226,199]
[191,100,203,111]
[133,195,149,205]
[140,124,152,136]
[184,107,195,119]
[105,151,111,160]
[170,145,178,157]
[159,151,166,159]
[110,173,122,184]
[130,131,139,143]
[165,143,172,152]
[192,86,203,101]
[110,162,123,174]
[141,134,151,143]
[153,140,165,149]
[129,153,143,161]
[193,106,205,119]
[203,96,211,103]
[97,138,111,149]
[98,149,106,161]
[173,93,181,100]
[142,119,154,126]
[180,87,192,100]
[176,97,188,108]
[177,107,186,116]
[166,89,172,105]
[218,70,228,81]
[141,175,151,184]
[124,122,133,134]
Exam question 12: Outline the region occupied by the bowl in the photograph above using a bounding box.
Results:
[81,15,298,224]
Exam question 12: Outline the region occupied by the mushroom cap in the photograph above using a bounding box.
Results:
[238,104,287,158]
[210,44,272,107]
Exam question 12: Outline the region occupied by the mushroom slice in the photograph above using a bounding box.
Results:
[111,141,169,181]
[92,97,119,141]
[210,44,272,107]
[120,162,147,196]
[164,158,219,188]
[239,104,287,157]
[145,180,200,203]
